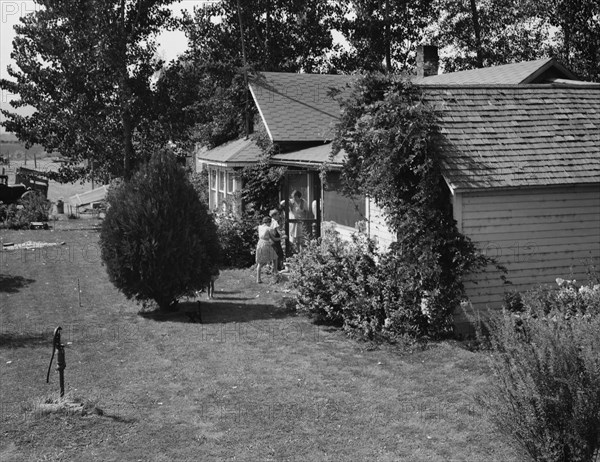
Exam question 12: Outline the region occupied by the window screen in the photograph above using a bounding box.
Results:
[323,172,366,227]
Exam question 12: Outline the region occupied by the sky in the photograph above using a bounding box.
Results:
[0,0,212,132]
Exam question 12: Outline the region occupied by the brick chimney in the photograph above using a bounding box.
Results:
[416,45,439,79]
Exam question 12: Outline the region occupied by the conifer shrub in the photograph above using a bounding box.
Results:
[100,150,221,310]
[478,281,600,462]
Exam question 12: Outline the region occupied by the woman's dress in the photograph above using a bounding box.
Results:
[255,224,277,264]
[289,199,308,244]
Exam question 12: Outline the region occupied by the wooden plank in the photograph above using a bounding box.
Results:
[464,212,598,228]
[482,241,600,253]
[481,253,600,270]
[466,266,594,287]
[462,185,599,206]
[69,185,108,207]
[453,192,463,232]
[464,219,598,235]
[468,227,598,243]
[463,205,597,220]
[463,197,599,213]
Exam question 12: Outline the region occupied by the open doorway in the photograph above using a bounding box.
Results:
[280,170,321,254]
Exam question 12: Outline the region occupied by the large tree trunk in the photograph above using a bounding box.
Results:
[385,0,391,72]
[120,0,134,179]
[122,106,134,179]
[470,0,484,68]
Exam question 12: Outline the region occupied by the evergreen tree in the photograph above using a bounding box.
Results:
[100,149,221,310]
[157,0,342,150]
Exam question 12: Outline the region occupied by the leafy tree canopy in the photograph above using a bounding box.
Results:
[430,0,600,81]
[157,0,342,150]
[0,0,174,181]
[334,0,435,73]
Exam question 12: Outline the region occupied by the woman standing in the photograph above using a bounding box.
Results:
[255,216,278,283]
[269,208,286,271]
[286,190,308,252]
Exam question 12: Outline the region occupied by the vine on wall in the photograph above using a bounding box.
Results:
[329,74,491,336]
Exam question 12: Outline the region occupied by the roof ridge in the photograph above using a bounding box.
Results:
[422,83,600,89]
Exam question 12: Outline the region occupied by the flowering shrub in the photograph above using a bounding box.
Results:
[288,230,379,328]
[288,227,479,339]
[509,278,600,318]
[479,279,600,461]
[214,211,258,268]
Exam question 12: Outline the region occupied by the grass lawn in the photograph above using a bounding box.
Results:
[1,219,519,461]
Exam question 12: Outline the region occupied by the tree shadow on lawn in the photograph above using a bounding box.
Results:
[139,300,296,325]
[0,331,49,349]
[0,274,35,293]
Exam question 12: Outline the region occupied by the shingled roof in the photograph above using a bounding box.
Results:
[418,58,578,85]
[426,85,600,191]
[195,138,262,167]
[248,72,355,143]
[248,67,600,192]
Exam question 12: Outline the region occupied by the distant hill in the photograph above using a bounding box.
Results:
[0,133,19,143]
[0,134,52,160]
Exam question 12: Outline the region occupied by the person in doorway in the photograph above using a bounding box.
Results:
[255,216,278,283]
[284,190,308,252]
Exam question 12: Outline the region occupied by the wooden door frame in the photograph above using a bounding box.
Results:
[281,169,321,255]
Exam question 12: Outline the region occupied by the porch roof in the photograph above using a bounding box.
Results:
[271,143,346,167]
[195,138,262,167]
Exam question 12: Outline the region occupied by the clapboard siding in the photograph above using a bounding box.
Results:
[459,184,600,312]
[367,199,396,250]
[327,198,396,250]
[463,204,596,220]
[465,212,598,228]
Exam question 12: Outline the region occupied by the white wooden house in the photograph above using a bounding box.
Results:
[425,85,600,327]
[245,58,600,324]
[195,138,262,213]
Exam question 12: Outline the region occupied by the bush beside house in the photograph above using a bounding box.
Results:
[288,227,481,340]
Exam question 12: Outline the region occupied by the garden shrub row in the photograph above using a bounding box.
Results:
[479,279,600,462]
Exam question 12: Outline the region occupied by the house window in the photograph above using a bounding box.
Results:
[227,172,235,194]
[209,168,218,210]
[219,171,225,192]
[323,171,366,228]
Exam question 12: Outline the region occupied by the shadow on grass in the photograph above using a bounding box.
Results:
[139,300,296,324]
[0,275,35,293]
[0,332,49,349]
[102,413,138,424]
